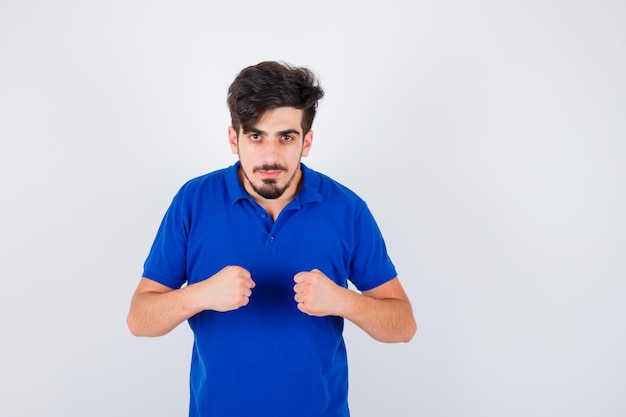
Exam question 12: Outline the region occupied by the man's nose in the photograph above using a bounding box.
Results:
[261,139,281,159]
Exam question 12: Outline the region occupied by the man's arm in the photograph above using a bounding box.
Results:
[127,266,255,337]
[293,271,417,343]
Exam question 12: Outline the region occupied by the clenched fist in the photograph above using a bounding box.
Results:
[293,269,347,317]
[195,265,255,312]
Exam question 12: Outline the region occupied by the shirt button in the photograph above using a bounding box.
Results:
[269,236,275,243]
[261,213,267,218]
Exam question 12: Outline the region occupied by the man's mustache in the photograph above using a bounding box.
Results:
[253,164,287,172]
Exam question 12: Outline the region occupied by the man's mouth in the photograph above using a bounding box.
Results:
[254,165,286,179]
[258,170,282,179]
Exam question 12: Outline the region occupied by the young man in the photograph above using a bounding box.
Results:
[127,61,417,417]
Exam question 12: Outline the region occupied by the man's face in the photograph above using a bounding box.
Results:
[228,107,313,201]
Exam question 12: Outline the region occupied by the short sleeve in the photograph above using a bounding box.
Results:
[348,203,397,292]
[142,188,189,289]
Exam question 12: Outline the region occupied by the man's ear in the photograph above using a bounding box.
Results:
[301,130,314,157]
[228,126,239,155]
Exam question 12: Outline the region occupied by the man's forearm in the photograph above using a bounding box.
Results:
[127,267,256,337]
[340,290,417,343]
[127,286,201,337]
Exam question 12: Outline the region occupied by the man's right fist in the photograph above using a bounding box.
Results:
[195,265,255,312]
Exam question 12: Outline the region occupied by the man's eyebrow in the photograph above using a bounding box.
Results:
[278,129,301,136]
[243,128,266,135]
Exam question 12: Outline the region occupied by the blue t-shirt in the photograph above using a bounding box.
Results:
[143,162,397,417]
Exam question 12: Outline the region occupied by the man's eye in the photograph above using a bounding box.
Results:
[281,135,293,141]
[250,134,261,141]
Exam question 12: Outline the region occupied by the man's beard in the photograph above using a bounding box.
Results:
[242,163,299,200]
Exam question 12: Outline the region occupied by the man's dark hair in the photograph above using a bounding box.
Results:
[227,61,324,134]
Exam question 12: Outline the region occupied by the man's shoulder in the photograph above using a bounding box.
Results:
[302,164,365,205]
[171,165,236,207]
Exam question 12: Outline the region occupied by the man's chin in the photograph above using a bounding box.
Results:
[252,182,287,200]
[256,190,284,200]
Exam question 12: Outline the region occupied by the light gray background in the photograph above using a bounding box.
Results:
[1,1,624,416]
